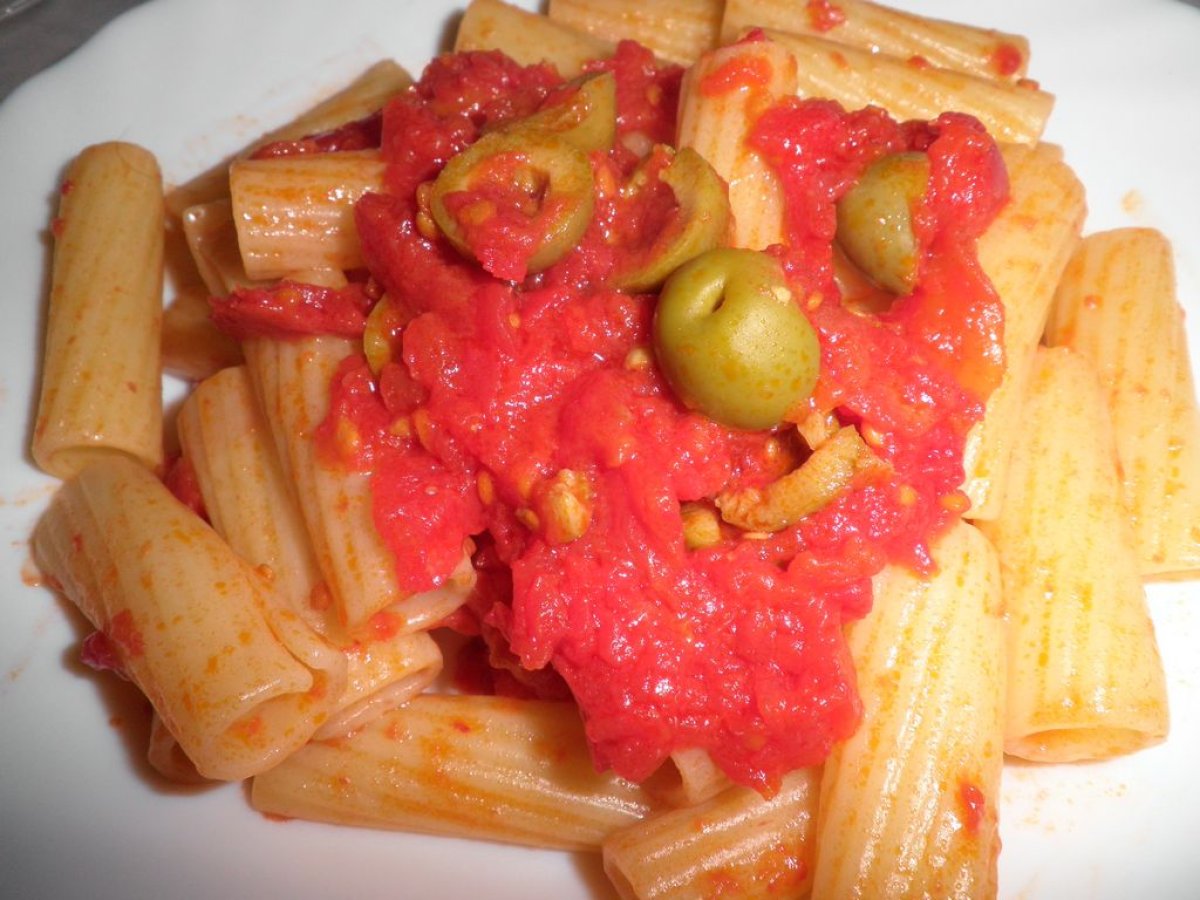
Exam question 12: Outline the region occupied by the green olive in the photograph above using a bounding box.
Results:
[430,129,594,277]
[518,71,617,154]
[362,292,412,373]
[611,147,731,293]
[653,248,820,431]
[835,151,930,295]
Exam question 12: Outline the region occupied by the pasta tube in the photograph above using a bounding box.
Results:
[32,455,346,781]
[547,0,720,65]
[603,768,820,900]
[655,748,730,807]
[179,365,446,740]
[33,142,164,479]
[229,150,385,280]
[251,694,656,849]
[177,364,324,620]
[812,521,1005,899]
[456,0,614,75]
[161,289,243,384]
[243,336,472,631]
[961,141,1086,519]
[161,212,243,382]
[765,30,1052,144]
[677,39,797,250]
[314,630,443,740]
[166,59,412,217]
[978,347,1169,761]
[180,198,265,295]
[721,0,1030,81]
[244,334,399,628]
[147,712,206,784]
[1046,228,1200,578]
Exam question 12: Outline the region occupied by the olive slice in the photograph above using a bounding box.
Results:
[429,129,594,279]
[362,292,411,373]
[835,151,930,295]
[519,71,617,154]
[612,147,731,294]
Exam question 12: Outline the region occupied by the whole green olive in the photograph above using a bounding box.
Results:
[835,151,930,295]
[430,129,594,278]
[653,248,820,431]
[611,146,731,294]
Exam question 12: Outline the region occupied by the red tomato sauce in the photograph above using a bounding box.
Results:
[991,41,1025,78]
[250,111,383,159]
[749,100,1007,568]
[107,609,145,660]
[959,779,989,834]
[80,630,128,677]
[163,453,207,520]
[806,0,847,33]
[214,47,1007,793]
[436,149,581,283]
[585,41,682,148]
[210,280,376,340]
[698,53,774,97]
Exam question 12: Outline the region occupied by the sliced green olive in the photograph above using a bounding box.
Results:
[612,147,732,294]
[362,292,411,373]
[716,426,887,532]
[835,151,930,295]
[654,248,820,431]
[518,71,617,154]
[430,129,594,278]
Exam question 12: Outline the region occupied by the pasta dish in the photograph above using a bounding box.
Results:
[19,0,1200,897]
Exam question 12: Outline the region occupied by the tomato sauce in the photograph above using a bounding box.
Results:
[250,111,383,159]
[80,629,128,677]
[990,41,1025,78]
[210,280,376,340]
[585,41,682,148]
[213,46,1007,793]
[107,609,146,660]
[698,53,774,96]
[806,0,847,33]
[959,779,988,834]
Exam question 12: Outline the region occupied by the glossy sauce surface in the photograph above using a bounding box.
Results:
[222,47,1008,792]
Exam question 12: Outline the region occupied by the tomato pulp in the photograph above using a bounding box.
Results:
[217,45,1008,793]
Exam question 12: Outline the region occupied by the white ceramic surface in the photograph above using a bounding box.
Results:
[1,1,1197,897]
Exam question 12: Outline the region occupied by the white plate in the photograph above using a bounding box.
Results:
[1,1,1198,897]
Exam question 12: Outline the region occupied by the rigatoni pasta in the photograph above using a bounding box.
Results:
[979,347,1169,761]
[161,213,245,382]
[24,2,1198,898]
[165,58,413,218]
[229,150,385,280]
[1046,228,1200,578]
[243,334,473,632]
[161,286,245,382]
[548,0,721,64]
[765,28,1053,144]
[32,141,165,479]
[32,455,346,781]
[960,140,1086,519]
[252,694,656,849]
[181,198,265,295]
[456,0,614,74]
[603,767,820,899]
[676,38,797,249]
[721,0,1030,81]
[177,363,324,619]
[812,521,1006,899]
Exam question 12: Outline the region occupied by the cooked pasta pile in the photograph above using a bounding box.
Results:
[29,1,1199,897]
